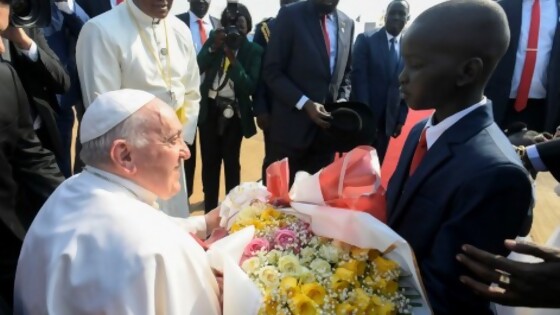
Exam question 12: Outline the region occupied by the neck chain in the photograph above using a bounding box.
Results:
[126,1,176,106]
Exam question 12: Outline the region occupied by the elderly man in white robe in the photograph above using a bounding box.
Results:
[76,0,199,217]
[13,89,222,315]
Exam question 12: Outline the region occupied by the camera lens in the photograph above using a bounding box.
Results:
[9,0,51,28]
[11,0,31,16]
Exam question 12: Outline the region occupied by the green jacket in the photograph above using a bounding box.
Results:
[197,31,263,138]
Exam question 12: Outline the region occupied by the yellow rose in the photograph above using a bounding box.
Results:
[340,259,366,276]
[258,266,280,287]
[382,280,398,295]
[368,249,381,261]
[374,256,399,275]
[260,207,281,220]
[335,303,356,315]
[301,283,326,306]
[278,254,301,276]
[348,288,369,311]
[350,247,370,260]
[330,274,350,292]
[280,276,300,297]
[374,301,396,315]
[334,267,357,284]
[262,293,278,315]
[290,294,318,315]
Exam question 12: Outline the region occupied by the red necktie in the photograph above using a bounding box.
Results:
[197,19,208,45]
[409,128,428,176]
[514,0,540,112]
[321,15,331,56]
[116,0,124,5]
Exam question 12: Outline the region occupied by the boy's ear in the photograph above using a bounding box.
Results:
[457,57,483,87]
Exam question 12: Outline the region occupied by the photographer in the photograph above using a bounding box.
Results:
[197,2,263,212]
[0,1,63,312]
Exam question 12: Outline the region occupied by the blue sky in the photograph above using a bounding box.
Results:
[171,0,447,35]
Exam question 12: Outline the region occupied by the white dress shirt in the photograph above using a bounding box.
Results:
[13,166,219,315]
[509,0,558,99]
[55,0,90,22]
[527,144,548,171]
[296,13,339,109]
[188,10,214,54]
[423,98,488,149]
[386,31,401,58]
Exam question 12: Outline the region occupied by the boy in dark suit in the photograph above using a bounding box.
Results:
[385,0,534,313]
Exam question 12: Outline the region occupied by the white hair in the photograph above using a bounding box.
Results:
[80,110,150,167]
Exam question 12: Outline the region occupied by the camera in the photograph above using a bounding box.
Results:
[10,0,51,28]
[223,0,242,50]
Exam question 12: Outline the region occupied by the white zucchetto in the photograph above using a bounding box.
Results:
[80,89,156,144]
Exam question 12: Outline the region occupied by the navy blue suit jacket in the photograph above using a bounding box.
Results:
[485,0,560,132]
[386,103,533,314]
[252,17,275,117]
[263,1,354,150]
[351,28,407,137]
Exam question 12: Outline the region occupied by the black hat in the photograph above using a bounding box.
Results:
[314,101,375,153]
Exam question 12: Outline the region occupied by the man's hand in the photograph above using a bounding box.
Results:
[392,124,403,138]
[204,206,222,234]
[515,145,537,178]
[223,45,236,65]
[303,100,331,129]
[457,240,560,308]
[212,29,226,51]
[1,27,33,50]
[256,114,270,131]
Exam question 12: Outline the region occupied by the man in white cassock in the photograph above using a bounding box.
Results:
[13,89,222,315]
[76,0,199,217]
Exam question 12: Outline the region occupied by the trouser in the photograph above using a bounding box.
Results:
[199,99,243,212]
[502,98,546,132]
[267,140,334,186]
[183,135,197,198]
[260,130,272,185]
[0,225,22,314]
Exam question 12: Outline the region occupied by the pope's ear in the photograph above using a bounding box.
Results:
[110,140,136,173]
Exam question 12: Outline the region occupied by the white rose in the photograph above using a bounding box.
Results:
[241,257,261,274]
[310,258,332,276]
[300,247,316,264]
[278,254,301,276]
[298,267,316,284]
[266,249,282,265]
[319,244,341,263]
[258,266,281,287]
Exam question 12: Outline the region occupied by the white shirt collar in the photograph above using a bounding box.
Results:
[188,10,211,26]
[424,97,488,149]
[386,31,401,44]
[85,166,159,208]
[128,0,163,25]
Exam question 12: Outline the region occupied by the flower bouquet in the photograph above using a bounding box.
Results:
[206,146,432,315]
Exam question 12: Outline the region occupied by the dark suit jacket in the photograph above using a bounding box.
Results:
[76,0,111,18]
[197,32,263,138]
[486,0,560,132]
[0,61,63,306]
[536,138,560,181]
[252,17,275,117]
[386,103,533,314]
[176,11,221,30]
[351,28,408,137]
[8,28,71,162]
[263,1,354,150]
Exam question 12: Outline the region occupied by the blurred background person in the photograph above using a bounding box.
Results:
[197,2,262,212]
[485,0,560,133]
[351,0,410,164]
[252,0,299,183]
[262,0,355,184]
[0,0,64,312]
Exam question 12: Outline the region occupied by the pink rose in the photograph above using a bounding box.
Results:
[274,229,299,250]
[243,238,271,257]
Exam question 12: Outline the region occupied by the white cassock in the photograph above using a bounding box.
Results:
[13,167,221,315]
[76,1,201,217]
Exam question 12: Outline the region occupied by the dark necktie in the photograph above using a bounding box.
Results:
[388,37,398,73]
[409,128,428,177]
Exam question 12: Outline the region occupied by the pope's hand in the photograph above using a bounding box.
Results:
[204,206,221,234]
